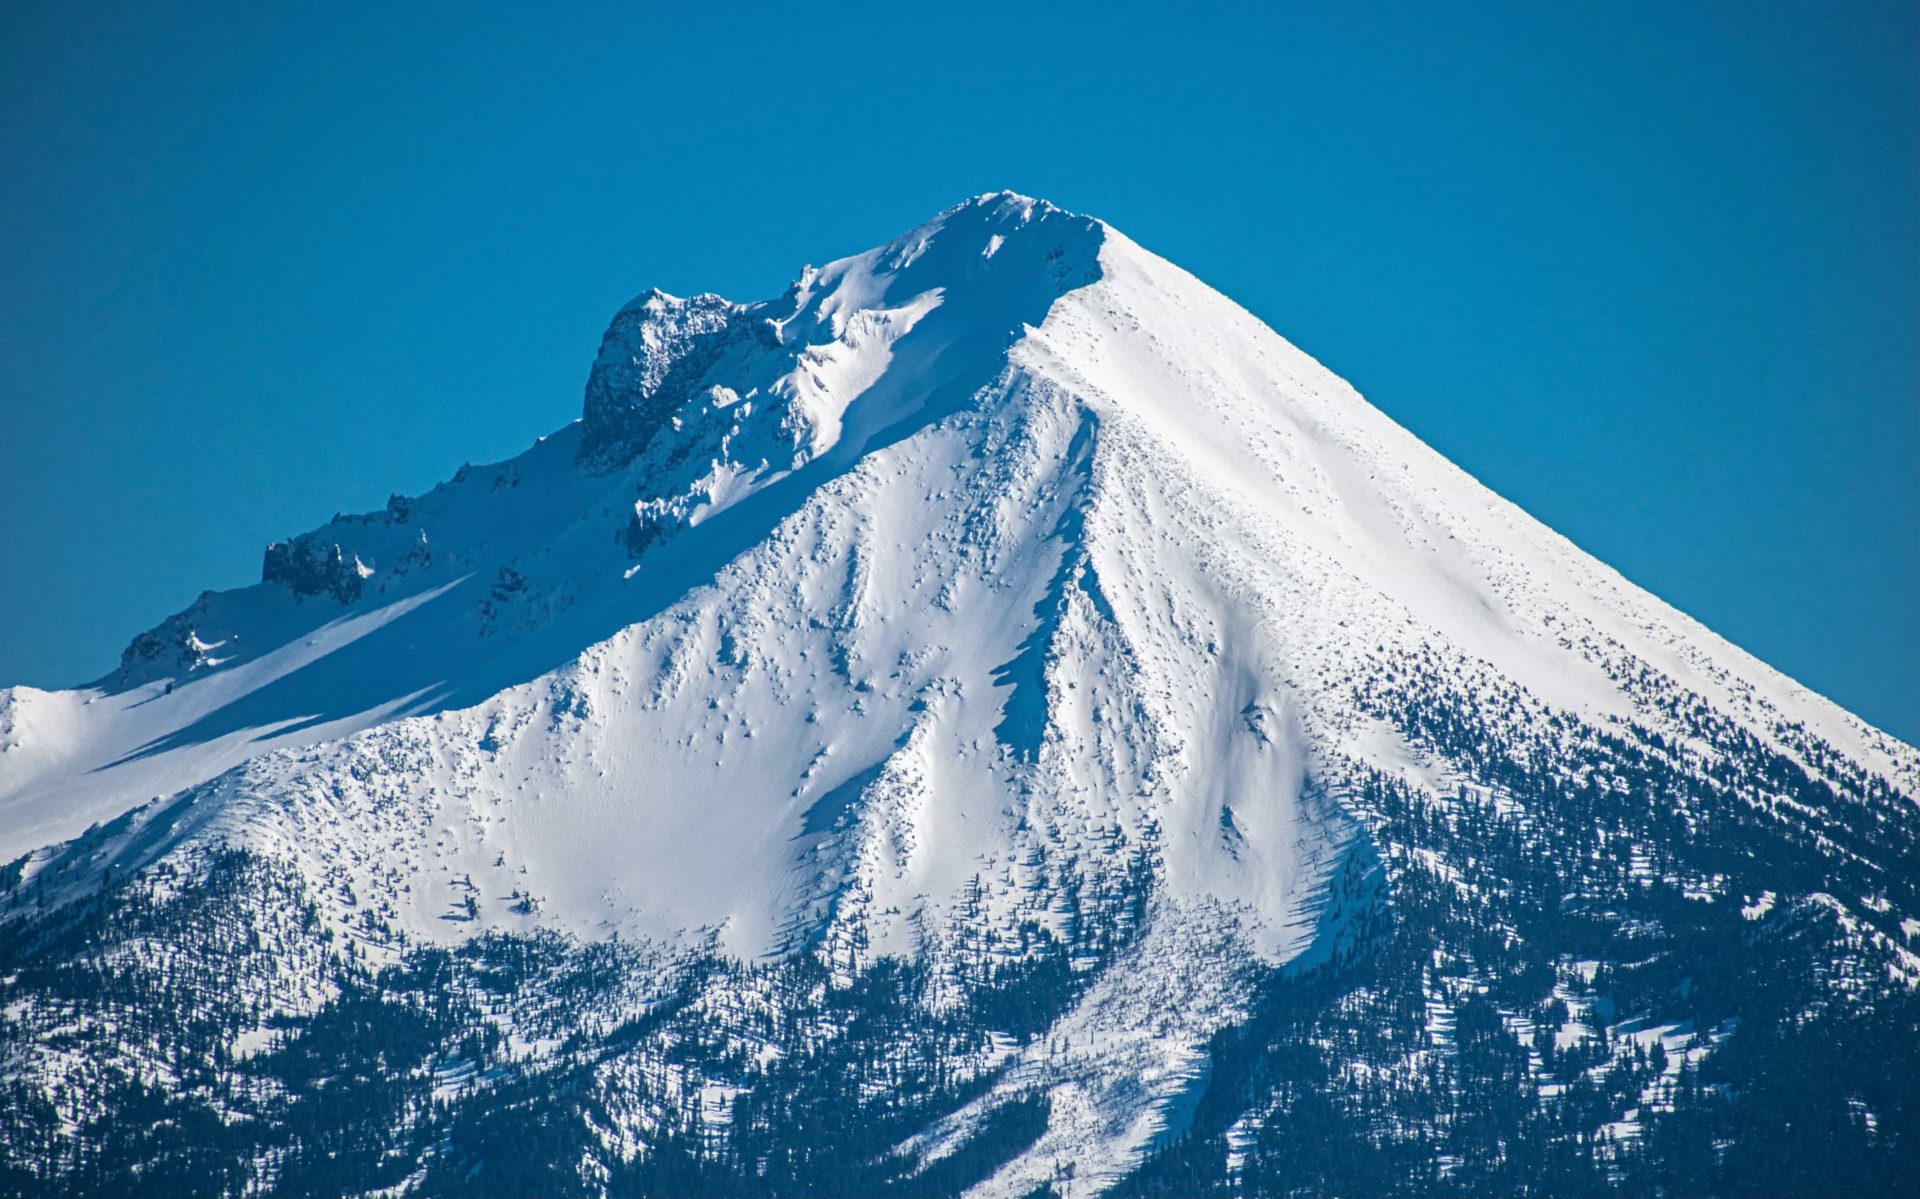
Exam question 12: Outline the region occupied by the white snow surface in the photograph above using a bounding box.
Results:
[4,191,1915,1193]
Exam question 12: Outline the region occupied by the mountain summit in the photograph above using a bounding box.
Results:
[3,194,1915,1197]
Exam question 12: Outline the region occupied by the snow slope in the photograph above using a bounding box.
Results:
[2,192,1913,1195]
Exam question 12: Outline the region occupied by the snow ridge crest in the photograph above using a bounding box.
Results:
[578,190,1107,465]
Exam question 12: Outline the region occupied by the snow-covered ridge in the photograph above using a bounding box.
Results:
[580,192,1098,466]
[0,192,1107,859]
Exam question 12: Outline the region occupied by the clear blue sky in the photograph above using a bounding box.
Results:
[2,2,1914,742]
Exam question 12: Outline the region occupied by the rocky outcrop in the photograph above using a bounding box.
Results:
[578,290,782,464]
[261,537,371,603]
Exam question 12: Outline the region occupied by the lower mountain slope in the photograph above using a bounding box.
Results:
[1,193,1915,1197]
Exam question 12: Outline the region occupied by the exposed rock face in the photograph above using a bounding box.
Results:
[580,290,762,463]
[117,615,215,680]
[261,536,371,603]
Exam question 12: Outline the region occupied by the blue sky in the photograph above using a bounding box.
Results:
[1,2,1914,741]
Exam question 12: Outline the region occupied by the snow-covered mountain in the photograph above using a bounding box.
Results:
[2,193,1915,1198]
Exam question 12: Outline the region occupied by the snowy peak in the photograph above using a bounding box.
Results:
[579,191,1104,465]
[4,190,1910,875]
[2,194,1917,1199]
[4,190,1910,876]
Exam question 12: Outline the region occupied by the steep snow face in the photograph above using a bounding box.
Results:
[3,192,1916,1196]
[1036,228,1916,789]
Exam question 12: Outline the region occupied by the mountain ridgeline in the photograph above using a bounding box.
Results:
[1,194,1915,1198]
